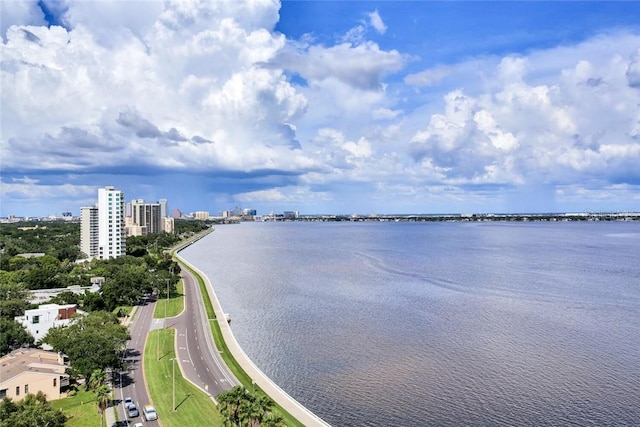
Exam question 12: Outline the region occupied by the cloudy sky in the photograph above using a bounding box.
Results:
[2,0,640,217]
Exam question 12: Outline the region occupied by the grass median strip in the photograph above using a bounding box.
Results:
[153,279,185,319]
[145,328,223,427]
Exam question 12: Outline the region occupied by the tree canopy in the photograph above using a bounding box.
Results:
[42,311,130,380]
[0,282,30,319]
[217,386,285,427]
[0,392,66,427]
[0,318,34,356]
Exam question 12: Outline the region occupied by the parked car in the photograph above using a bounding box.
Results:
[127,404,139,418]
[142,404,158,421]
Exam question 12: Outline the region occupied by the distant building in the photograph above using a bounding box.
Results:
[80,206,99,258]
[163,216,174,233]
[194,211,210,220]
[172,208,182,219]
[124,223,145,237]
[80,186,126,260]
[16,253,45,259]
[99,186,126,259]
[126,198,171,235]
[14,303,78,345]
[130,199,162,234]
[283,211,299,220]
[159,199,168,219]
[28,281,102,305]
[0,348,70,401]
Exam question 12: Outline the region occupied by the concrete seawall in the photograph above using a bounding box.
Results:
[175,232,331,427]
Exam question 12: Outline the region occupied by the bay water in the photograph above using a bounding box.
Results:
[181,221,640,426]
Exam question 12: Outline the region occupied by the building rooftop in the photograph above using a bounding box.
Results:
[0,348,68,383]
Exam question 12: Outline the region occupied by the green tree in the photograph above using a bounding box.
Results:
[81,290,106,311]
[0,397,18,422]
[48,291,80,306]
[21,266,62,290]
[42,311,130,380]
[0,318,34,356]
[0,282,30,319]
[52,245,81,263]
[0,392,66,427]
[217,386,246,426]
[88,369,107,390]
[217,386,278,427]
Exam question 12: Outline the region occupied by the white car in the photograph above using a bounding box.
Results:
[134,424,144,427]
[142,404,158,421]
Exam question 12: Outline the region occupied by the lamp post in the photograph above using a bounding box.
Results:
[165,278,170,323]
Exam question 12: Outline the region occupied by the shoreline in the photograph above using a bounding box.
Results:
[174,230,330,427]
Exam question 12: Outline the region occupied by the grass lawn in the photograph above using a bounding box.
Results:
[153,279,184,318]
[145,328,224,427]
[50,389,104,427]
[113,305,133,317]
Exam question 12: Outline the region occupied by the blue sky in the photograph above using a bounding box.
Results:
[2,1,640,216]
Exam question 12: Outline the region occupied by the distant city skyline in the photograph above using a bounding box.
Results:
[2,1,640,216]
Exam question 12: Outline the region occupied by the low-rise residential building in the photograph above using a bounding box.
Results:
[14,304,78,345]
[194,211,210,220]
[0,348,70,401]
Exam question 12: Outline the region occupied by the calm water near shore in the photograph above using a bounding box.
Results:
[181,221,640,426]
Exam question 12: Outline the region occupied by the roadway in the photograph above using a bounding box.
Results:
[111,264,237,427]
[114,297,163,426]
[171,265,238,397]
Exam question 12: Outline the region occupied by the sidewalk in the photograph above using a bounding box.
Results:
[105,402,117,427]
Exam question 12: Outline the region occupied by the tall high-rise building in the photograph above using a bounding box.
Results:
[130,199,162,234]
[80,186,126,259]
[159,199,168,219]
[98,186,126,259]
[80,206,98,257]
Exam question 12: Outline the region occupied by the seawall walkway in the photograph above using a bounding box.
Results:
[174,229,330,427]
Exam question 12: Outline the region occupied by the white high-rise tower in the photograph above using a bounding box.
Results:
[98,186,126,259]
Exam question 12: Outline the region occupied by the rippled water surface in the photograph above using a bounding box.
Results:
[181,221,640,426]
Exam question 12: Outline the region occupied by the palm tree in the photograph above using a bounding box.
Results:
[217,385,248,426]
[88,368,107,391]
[218,385,279,427]
[247,393,274,426]
[263,412,286,427]
[95,384,111,427]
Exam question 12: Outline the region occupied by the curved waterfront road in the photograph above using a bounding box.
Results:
[176,246,331,427]
[171,265,239,397]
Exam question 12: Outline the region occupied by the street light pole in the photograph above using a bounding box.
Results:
[165,278,170,322]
